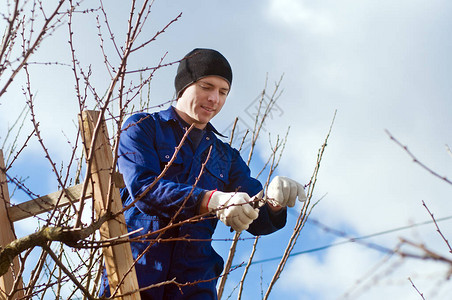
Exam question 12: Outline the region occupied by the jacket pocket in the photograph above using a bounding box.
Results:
[204,154,230,189]
[157,146,184,177]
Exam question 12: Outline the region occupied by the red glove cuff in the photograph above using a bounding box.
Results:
[206,189,217,210]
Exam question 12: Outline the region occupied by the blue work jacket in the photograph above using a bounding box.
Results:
[101,106,287,299]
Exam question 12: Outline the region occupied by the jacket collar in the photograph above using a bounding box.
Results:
[159,106,227,138]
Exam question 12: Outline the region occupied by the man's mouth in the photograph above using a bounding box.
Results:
[201,106,215,113]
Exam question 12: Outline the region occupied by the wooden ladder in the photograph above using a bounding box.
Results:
[0,111,140,299]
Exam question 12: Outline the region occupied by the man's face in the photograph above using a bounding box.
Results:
[175,75,230,129]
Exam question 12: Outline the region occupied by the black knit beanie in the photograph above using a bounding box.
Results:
[175,48,233,98]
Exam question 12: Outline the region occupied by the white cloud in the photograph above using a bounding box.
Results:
[266,0,335,34]
[256,2,452,297]
[280,239,452,299]
[258,0,452,231]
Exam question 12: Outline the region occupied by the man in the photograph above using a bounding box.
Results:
[103,48,306,299]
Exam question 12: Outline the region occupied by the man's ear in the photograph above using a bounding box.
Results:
[177,87,187,99]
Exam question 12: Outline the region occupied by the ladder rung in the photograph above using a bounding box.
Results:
[8,184,92,222]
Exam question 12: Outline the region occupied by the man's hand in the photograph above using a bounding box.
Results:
[206,191,259,232]
[266,176,307,208]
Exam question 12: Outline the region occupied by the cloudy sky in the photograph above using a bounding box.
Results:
[1,1,452,299]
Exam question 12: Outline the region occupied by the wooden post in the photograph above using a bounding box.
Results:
[0,150,24,300]
[79,111,140,299]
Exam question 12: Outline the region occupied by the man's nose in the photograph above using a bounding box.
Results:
[207,90,220,103]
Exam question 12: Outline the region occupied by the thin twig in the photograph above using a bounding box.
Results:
[408,277,426,300]
[263,110,336,299]
[446,144,452,158]
[237,236,259,299]
[0,0,68,98]
[218,77,285,299]
[422,200,452,253]
[385,129,452,185]
[43,245,95,300]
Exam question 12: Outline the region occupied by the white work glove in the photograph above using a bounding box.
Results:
[207,191,259,232]
[266,176,307,207]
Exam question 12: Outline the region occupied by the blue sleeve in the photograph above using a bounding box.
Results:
[118,114,205,221]
[226,148,287,236]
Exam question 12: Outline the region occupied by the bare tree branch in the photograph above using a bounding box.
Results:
[422,200,452,254]
[385,129,452,185]
[263,110,336,299]
[0,212,111,276]
[408,277,426,300]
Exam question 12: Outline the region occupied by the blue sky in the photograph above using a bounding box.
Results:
[1,1,452,299]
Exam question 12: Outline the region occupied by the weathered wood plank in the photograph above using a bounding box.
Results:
[0,150,24,300]
[79,111,140,300]
[7,184,91,222]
